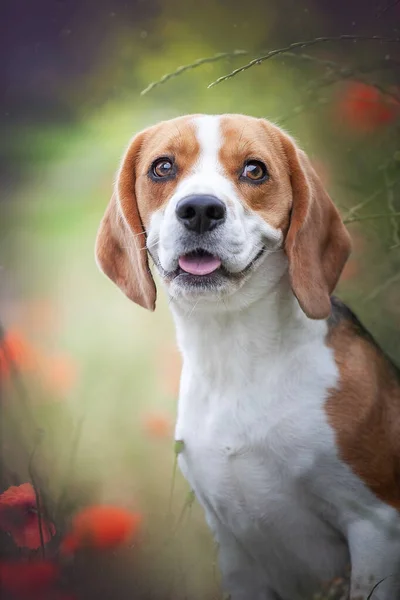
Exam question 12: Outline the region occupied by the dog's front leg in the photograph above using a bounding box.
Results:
[206,515,278,600]
[348,517,400,599]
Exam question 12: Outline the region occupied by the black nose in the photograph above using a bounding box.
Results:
[175,195,226,234]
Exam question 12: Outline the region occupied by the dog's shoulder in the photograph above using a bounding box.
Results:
[327,295,400,380]
[325,296,400,510]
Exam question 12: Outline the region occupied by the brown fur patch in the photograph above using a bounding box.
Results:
[129,116,201,227]
[218,115,292,231]
[326,298,400,510]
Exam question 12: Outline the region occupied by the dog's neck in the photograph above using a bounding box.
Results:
[170,255,327,374]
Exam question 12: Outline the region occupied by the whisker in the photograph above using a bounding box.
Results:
[140,240,159,251]
[186,298,201,320]
[121,238,159,252]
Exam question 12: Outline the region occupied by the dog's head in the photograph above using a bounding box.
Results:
[95,114,351,319]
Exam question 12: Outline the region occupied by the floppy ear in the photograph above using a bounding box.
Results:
[282,135,351,320]
[95,133,156,311]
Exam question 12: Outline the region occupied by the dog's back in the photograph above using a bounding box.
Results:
[327,296,400,513]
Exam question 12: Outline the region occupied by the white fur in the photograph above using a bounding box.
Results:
[173,278,400,600]
[147,115,400,600]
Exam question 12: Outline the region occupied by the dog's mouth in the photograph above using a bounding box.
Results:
[178,249,222,276]
[150,245,267,287]
[166,246,266,283]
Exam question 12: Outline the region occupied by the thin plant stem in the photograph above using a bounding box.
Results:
[364,272,400,302]
[208,36,400,88]
[141,47,400,98]
[28,431,46,559]
[167,453,179,518]
[377,0,400,17]
[383,167,400,248]
[343,189,383,220]
[367,577,388,599]
[343,212,400,224]
[284,53,400,103]
[140,50,248,95]
[167,440,184,518]
[170,491,195,540]
[55,414,85,521]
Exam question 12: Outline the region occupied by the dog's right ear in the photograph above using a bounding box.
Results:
[95,133,156,311]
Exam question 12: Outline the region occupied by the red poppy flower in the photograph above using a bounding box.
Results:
[0,560,60,596]
[0,330,40,378]
[61,505,141,554]
[42,353,77,395]
[0,328,77,396]
[337,82,400,132]
[0,483,56,549]
[142,411,173,438]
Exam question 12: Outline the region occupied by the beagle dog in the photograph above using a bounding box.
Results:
[95,114,400,600]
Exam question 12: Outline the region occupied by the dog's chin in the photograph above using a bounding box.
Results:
[156,246,267,302]
[168,270,236,301]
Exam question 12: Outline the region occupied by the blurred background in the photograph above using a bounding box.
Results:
[0,0,399,598]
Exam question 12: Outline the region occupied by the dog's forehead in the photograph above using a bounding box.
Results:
[139,114,278,164]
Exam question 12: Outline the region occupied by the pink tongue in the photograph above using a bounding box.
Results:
[178,254,222,276]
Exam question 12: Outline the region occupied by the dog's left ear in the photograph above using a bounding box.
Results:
[282,134,351,320]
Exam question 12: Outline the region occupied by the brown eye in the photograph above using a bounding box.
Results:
[241,160,268,182]
[152,158,174,178]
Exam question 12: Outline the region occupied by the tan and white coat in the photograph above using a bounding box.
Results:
[96,114,400,600]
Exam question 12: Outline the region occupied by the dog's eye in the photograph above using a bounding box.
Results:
[152,158,174,178]
[241,160,269,182]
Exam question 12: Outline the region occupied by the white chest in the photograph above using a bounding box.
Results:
[176,342,338,518]
[174,324,351,597]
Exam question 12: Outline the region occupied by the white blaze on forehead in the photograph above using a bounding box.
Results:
[194,115,223,173]
[172,115,236,200]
